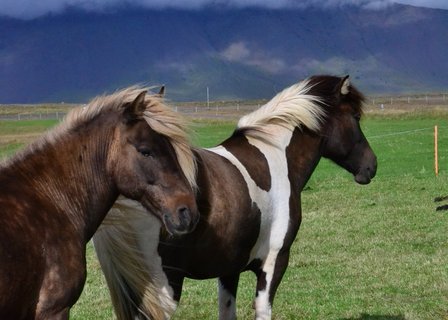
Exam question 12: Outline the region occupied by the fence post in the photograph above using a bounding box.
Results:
[435,125,438,176]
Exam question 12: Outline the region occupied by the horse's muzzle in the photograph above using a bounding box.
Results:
[163,206,199,236]
[354,155,377,185]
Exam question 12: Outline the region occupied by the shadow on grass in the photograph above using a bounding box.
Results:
[341,314,406,320]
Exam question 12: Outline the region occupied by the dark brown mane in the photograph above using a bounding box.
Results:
[307,75,365,115]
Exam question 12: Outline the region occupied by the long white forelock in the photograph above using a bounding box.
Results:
[237,79,327,144]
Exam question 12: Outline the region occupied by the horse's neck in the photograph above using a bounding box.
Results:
[286,128,323,190]
[11,131,117,240]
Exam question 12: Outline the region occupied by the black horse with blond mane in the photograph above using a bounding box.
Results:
[94,75,377,320]
[0,87,199,319]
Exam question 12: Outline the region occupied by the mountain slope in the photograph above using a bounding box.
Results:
[0,4,447,103]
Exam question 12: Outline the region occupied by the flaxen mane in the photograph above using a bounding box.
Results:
[3,86,197,189]
[236,79,327,146]
[82,86,197,190]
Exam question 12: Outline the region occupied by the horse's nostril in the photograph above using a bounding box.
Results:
[177,206,192,224]
[178,206,189,217]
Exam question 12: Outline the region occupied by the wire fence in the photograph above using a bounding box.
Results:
[0,104,262,121]
[0,112,66,121]
[367,93,448,110]
[0,93,447,121]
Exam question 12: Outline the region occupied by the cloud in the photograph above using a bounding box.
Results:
[393,0,448,10]
[0,0,446,20]
[220,41,286,74]
[0,0,297,19]
[221,42,251,61]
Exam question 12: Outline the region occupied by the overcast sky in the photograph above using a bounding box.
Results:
[1,0,447,19]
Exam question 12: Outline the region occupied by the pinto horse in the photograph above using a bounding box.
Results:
[0,87,198,320]
[94,75,377,319]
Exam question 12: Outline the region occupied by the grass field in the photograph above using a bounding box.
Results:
[0,110,447,320]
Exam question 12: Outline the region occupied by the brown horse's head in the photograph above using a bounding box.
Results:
[109,89,199,235]
[311,75,377,184]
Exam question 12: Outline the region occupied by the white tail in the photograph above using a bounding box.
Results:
[93,197,176,320]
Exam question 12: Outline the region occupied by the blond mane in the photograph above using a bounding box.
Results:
[68,86,197,189]
[3,86,197,189]
[236,79,327,145]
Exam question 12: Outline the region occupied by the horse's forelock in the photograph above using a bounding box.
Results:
[307,75,365,114]
[343,82,365,115]
[141,97,198,191]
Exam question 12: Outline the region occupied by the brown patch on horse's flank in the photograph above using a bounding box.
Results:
[222,132,271,191]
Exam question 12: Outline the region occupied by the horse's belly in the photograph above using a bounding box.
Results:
[160,227,259,279]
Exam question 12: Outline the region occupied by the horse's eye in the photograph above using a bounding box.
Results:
[354,114,361,121]
[138,148,152,157]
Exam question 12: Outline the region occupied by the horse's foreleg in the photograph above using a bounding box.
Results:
[218,274,240,320]
[254,249,290,320]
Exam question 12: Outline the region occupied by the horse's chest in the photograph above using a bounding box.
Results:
[248,162,293,263]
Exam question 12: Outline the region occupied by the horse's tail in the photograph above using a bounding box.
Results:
[93,198,176,320]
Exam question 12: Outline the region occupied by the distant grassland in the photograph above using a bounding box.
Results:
[0,109,447,319]
[0,119,58,158]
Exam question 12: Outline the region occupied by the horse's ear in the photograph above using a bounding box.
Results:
[340,75,350,95]
[124,91,147,122]
[157,85,166,97]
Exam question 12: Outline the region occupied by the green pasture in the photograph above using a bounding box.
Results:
[0,113,447,319]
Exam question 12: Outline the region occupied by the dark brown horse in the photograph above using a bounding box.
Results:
[94,75,377,319]
[0,87,199,320]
